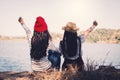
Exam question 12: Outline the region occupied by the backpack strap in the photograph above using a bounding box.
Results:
[77,36,82,57]
[60,40,65,57]
[60,37,81,60]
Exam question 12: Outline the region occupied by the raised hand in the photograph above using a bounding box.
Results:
[93,21,98,26]
[18,17,24,25]
[84,20,98,36]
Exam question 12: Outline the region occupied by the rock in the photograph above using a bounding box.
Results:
[97,65,119,73]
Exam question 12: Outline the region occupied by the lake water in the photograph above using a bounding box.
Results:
[0,41,120,72]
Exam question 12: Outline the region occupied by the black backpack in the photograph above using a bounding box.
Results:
[60,37,81,59]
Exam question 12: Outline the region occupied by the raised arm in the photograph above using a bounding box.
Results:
[18,17,32,47]
[83,21,98,37]
[18,17,31,35]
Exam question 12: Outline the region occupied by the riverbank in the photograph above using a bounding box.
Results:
[0,28,120,44]
[0,65,120,80]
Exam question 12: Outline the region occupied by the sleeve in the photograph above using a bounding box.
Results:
[78,34,85,43]
[21,24,32,47]
[59,40,65,57]
[22,24,31,35]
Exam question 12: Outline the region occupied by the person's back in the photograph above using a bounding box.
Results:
[60,22,84,71]
[30,16,52,60]
[18,16,52,72]
[60,21,98,71]
[61,31,81,59]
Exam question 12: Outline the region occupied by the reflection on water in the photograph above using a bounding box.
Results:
[0,41,120,72]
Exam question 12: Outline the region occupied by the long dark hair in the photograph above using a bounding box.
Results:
[63,31,77,57]
[30,30,52,60]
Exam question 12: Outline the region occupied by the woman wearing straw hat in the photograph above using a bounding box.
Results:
[60,21,98,71]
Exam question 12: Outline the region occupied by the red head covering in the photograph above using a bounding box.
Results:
[34,16,48,32]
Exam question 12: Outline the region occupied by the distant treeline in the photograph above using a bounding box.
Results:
[0,29,120,44]
[51,28,120,44]
[85,28,120,44]
[0,35,26,40]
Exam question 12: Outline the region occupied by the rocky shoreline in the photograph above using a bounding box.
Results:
[0,66,120,80]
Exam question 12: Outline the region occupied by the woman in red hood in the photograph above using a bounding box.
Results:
[18,16,52,71]
[31,16,52,60]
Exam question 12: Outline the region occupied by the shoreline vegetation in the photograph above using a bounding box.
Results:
[0,64,120,80]
[0,28,120,44]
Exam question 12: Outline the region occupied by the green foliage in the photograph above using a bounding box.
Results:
[85,28,120,44]
[49,28,120,44]
[1,28,120,44]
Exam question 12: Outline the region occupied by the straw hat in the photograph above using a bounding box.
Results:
[62,22,79,32]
